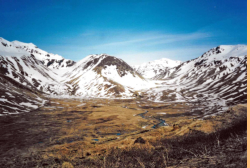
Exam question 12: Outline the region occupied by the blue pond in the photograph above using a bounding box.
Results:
[116,133,121,136]
[92,139,99,141]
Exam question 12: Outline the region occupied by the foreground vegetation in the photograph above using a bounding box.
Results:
[0,98,246,168]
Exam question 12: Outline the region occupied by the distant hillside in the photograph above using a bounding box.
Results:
[133,58,182,79]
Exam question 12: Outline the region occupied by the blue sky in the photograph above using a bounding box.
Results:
[0,0,247,65]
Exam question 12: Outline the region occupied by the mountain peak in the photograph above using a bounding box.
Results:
[200,44,247,61]
[12,40,37,49]
[134,58,182,79]
[74,53,131,76]
[0,37,76,71]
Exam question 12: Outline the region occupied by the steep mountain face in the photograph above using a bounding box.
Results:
[0,53,71,115]
[0,38,71,115]
[0,54,48,115]
[0,55,68,94]
[0,71,46,115]
[62,54,154,97]
[0,38,76,72]
[145,45,247,107]
[133,58,182,79]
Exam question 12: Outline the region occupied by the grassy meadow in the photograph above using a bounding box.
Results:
[0,98,247,167]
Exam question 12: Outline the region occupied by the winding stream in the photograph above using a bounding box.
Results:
[137,110,169,129]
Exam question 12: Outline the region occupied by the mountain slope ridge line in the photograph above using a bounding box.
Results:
[0,37,247,115]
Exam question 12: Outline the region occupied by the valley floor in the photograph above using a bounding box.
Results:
[0,98,247,168]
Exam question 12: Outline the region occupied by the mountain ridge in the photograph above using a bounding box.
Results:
[0,37,76,71]
[0,37,247,115]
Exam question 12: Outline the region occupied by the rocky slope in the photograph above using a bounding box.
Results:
[144,45,247,115]
[62,54,154,97]
[0,53,70,115]
[0,38,72,115]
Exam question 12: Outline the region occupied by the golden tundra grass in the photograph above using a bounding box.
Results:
[25,97,243,162]
[0,94,246,167]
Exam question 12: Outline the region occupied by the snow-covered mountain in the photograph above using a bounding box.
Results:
[0,38,154,100]
[0,37,75,72]
[0,54,69,94]
[0,54,49,115]
[145,45,247,107]
[0,38,72,115]
[0,37,247,115]
[62,54,154,98]
[133,58,182,79]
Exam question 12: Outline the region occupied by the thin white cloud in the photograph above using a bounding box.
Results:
[142,33,211,46]
[45,31,215,65]
[82,32,212,49]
